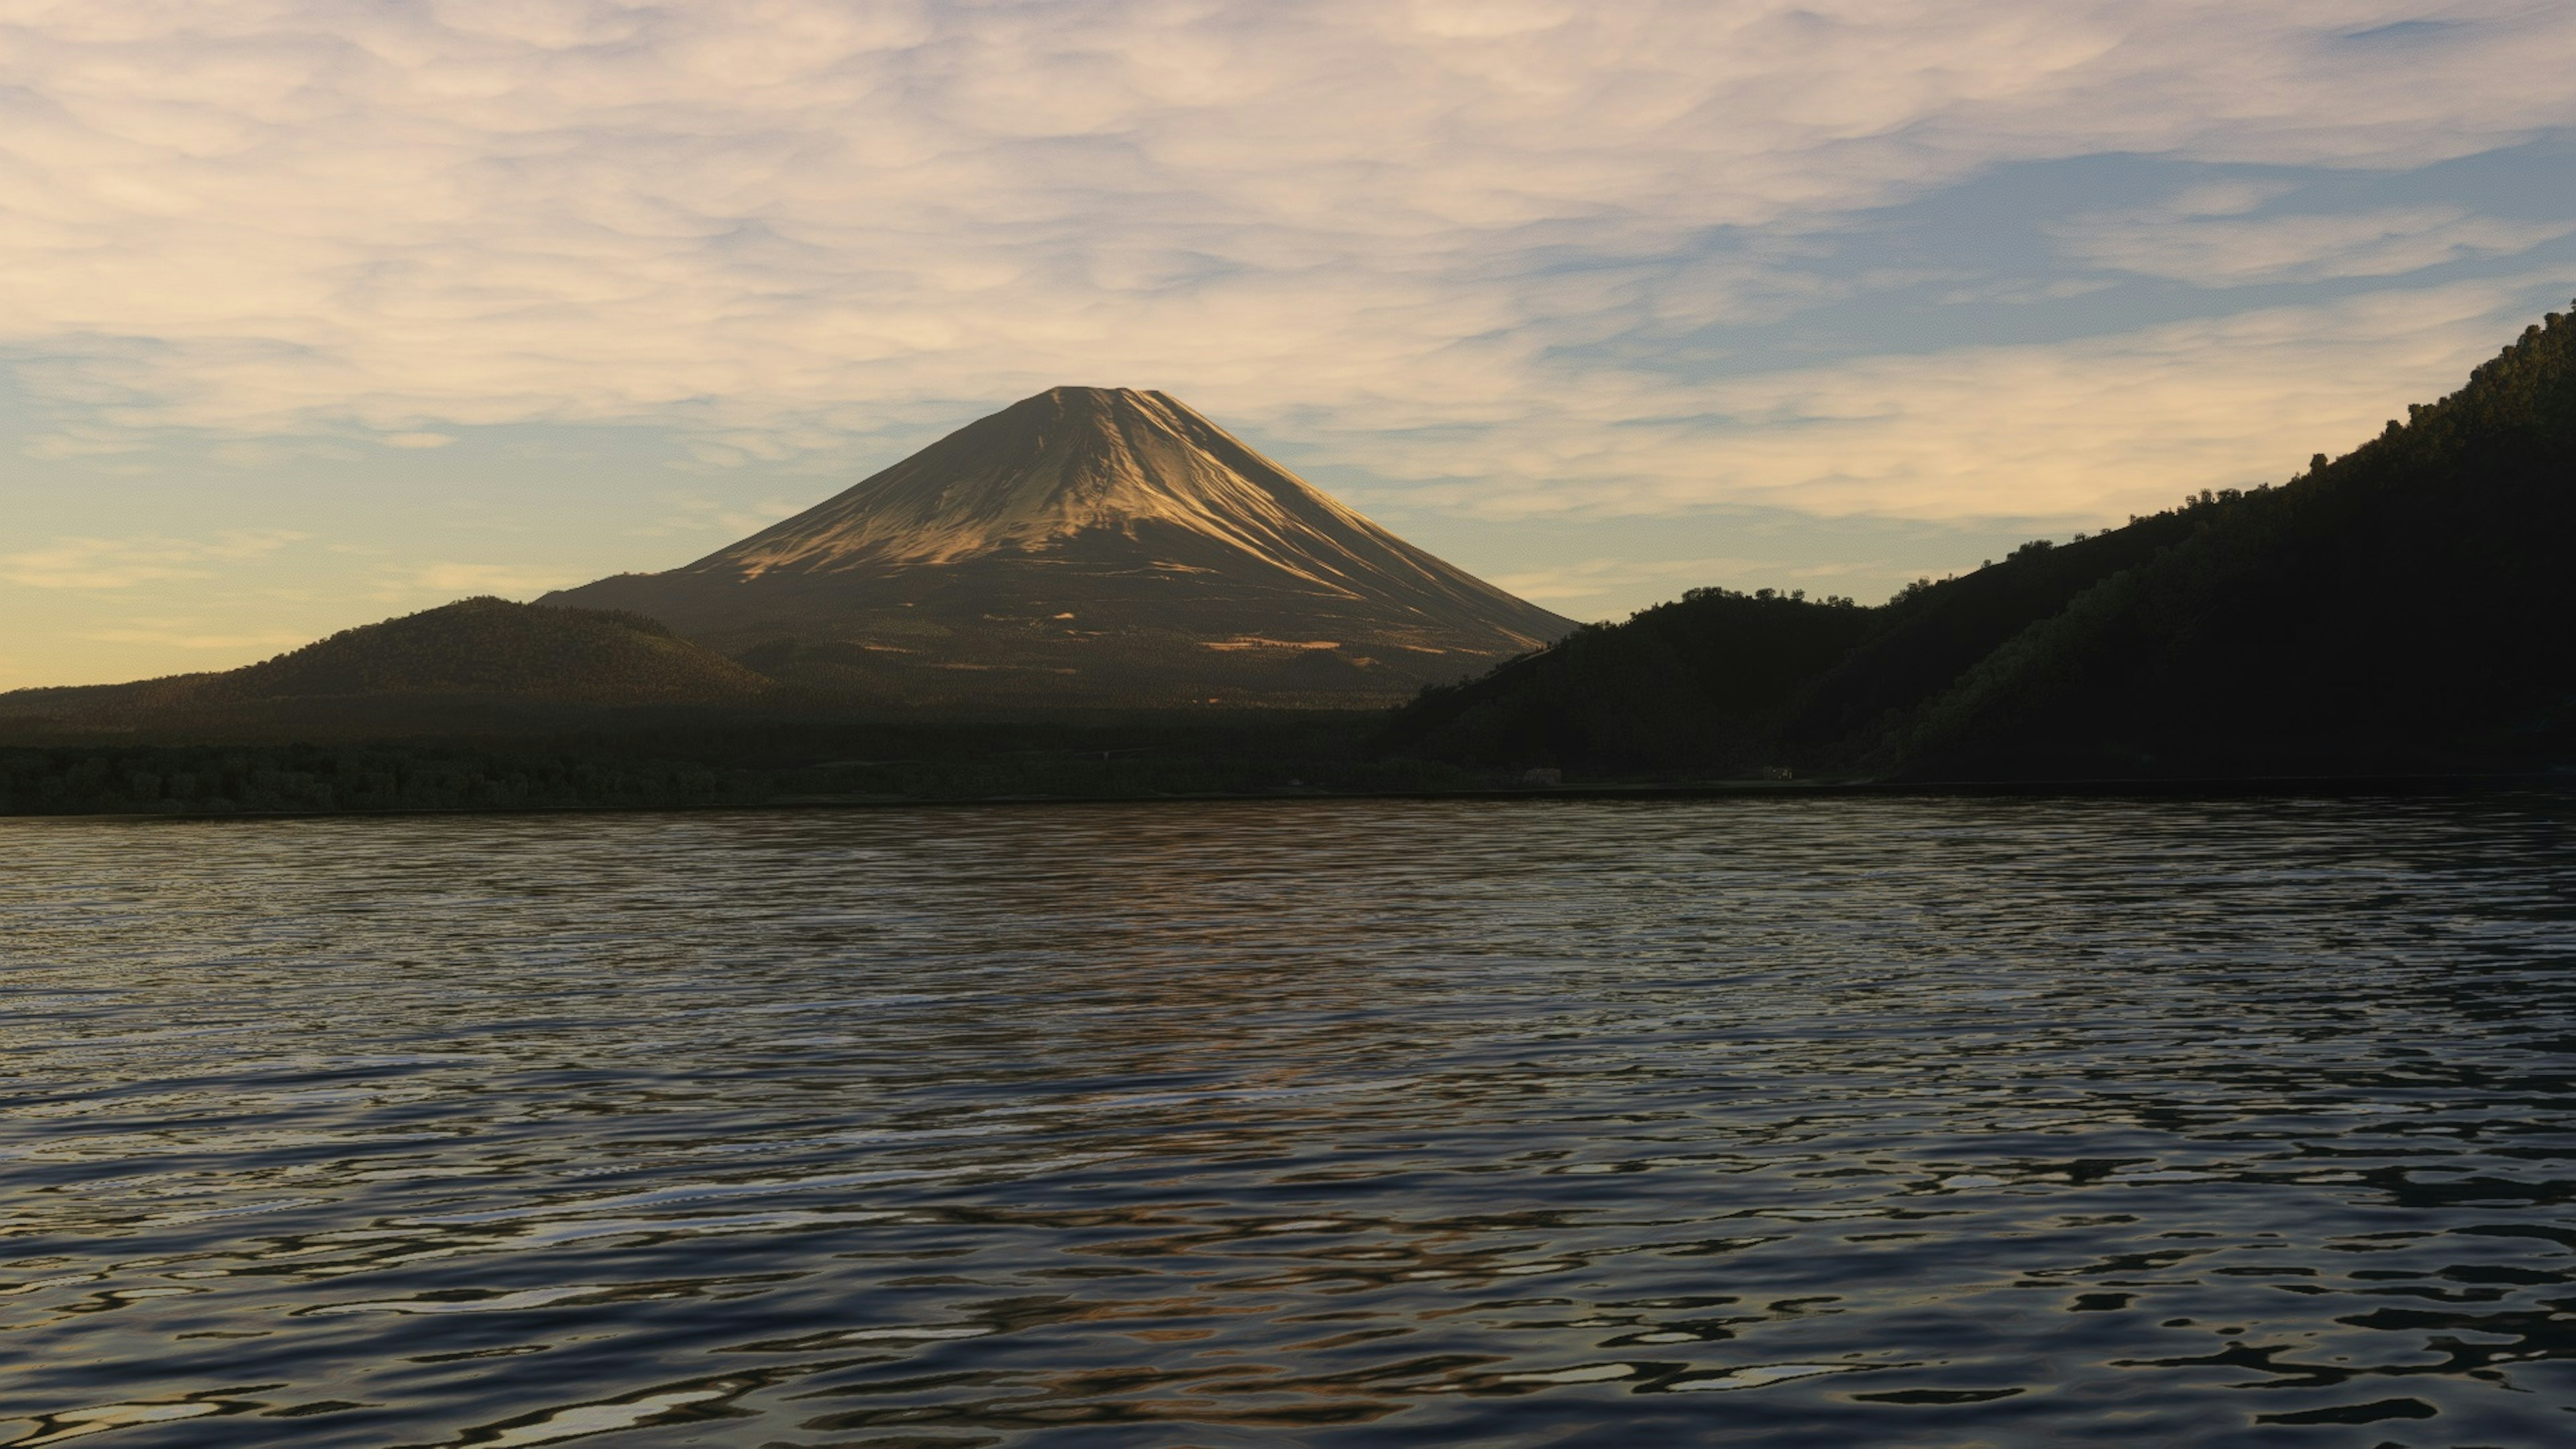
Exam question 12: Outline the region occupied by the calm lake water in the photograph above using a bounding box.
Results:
[3,796,2573,1448]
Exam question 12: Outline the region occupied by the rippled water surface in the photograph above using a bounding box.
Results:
[5,796,2575,1447]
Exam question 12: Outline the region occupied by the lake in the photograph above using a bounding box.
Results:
[3,795,2572,1446]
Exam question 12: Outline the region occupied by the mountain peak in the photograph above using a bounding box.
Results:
[701,384,1383,580]
[545,389,1574,706]
[1031,383,1160,407]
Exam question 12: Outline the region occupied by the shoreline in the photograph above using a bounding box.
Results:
[10,769,2564,824]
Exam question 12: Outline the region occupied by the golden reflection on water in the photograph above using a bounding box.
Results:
[1,794,2572,1446]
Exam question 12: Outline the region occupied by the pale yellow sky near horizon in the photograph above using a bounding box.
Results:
[3,1,2573,688]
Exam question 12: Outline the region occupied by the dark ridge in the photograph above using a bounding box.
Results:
[1382,301,2576,782]
[1781,515,2200,750]
[1894,303,2576,780]
[1375,587,1874,774]
[190,598,757,704]
[0,598,777,736]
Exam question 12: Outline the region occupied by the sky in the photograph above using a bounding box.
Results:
[3,1,2573,690]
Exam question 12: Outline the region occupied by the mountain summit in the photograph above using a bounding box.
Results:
[545,387,1575,704]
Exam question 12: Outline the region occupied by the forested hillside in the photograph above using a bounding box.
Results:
[1383,302,2576,782]
[1376,587,1872,773]
[1899,307,2575,778]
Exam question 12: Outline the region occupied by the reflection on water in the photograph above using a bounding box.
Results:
[2,795,2572,1446]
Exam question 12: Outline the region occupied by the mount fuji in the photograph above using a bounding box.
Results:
[545,387,1576,706]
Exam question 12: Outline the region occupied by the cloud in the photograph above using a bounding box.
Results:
[2059,201,2572,284]
[398,562,581,597]
[1491,555,1775,606]
[623,494,808,539]
[0,0,2567,492]
[1688,280,2558,518]
[1311,278,2557,521]
[0,530,307,590]
[83,625,312,652]
[382,431,455,449]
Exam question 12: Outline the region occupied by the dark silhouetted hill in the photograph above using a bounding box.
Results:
[1779,516,2200,752]
[1898,305,2576,779]
[1376,587,1874,773]
[1383,301,2576,781]
[0,598,777,737]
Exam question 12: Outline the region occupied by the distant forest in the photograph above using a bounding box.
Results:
[0,714,1469,817]
[4,302,2571,815]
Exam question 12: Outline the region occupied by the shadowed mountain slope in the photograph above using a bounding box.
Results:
[1384,302,2576,780]
[1377,587,1878,773]
[1895,304,2576,779]
[0,598,775,736]
[543,387,1574,706]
